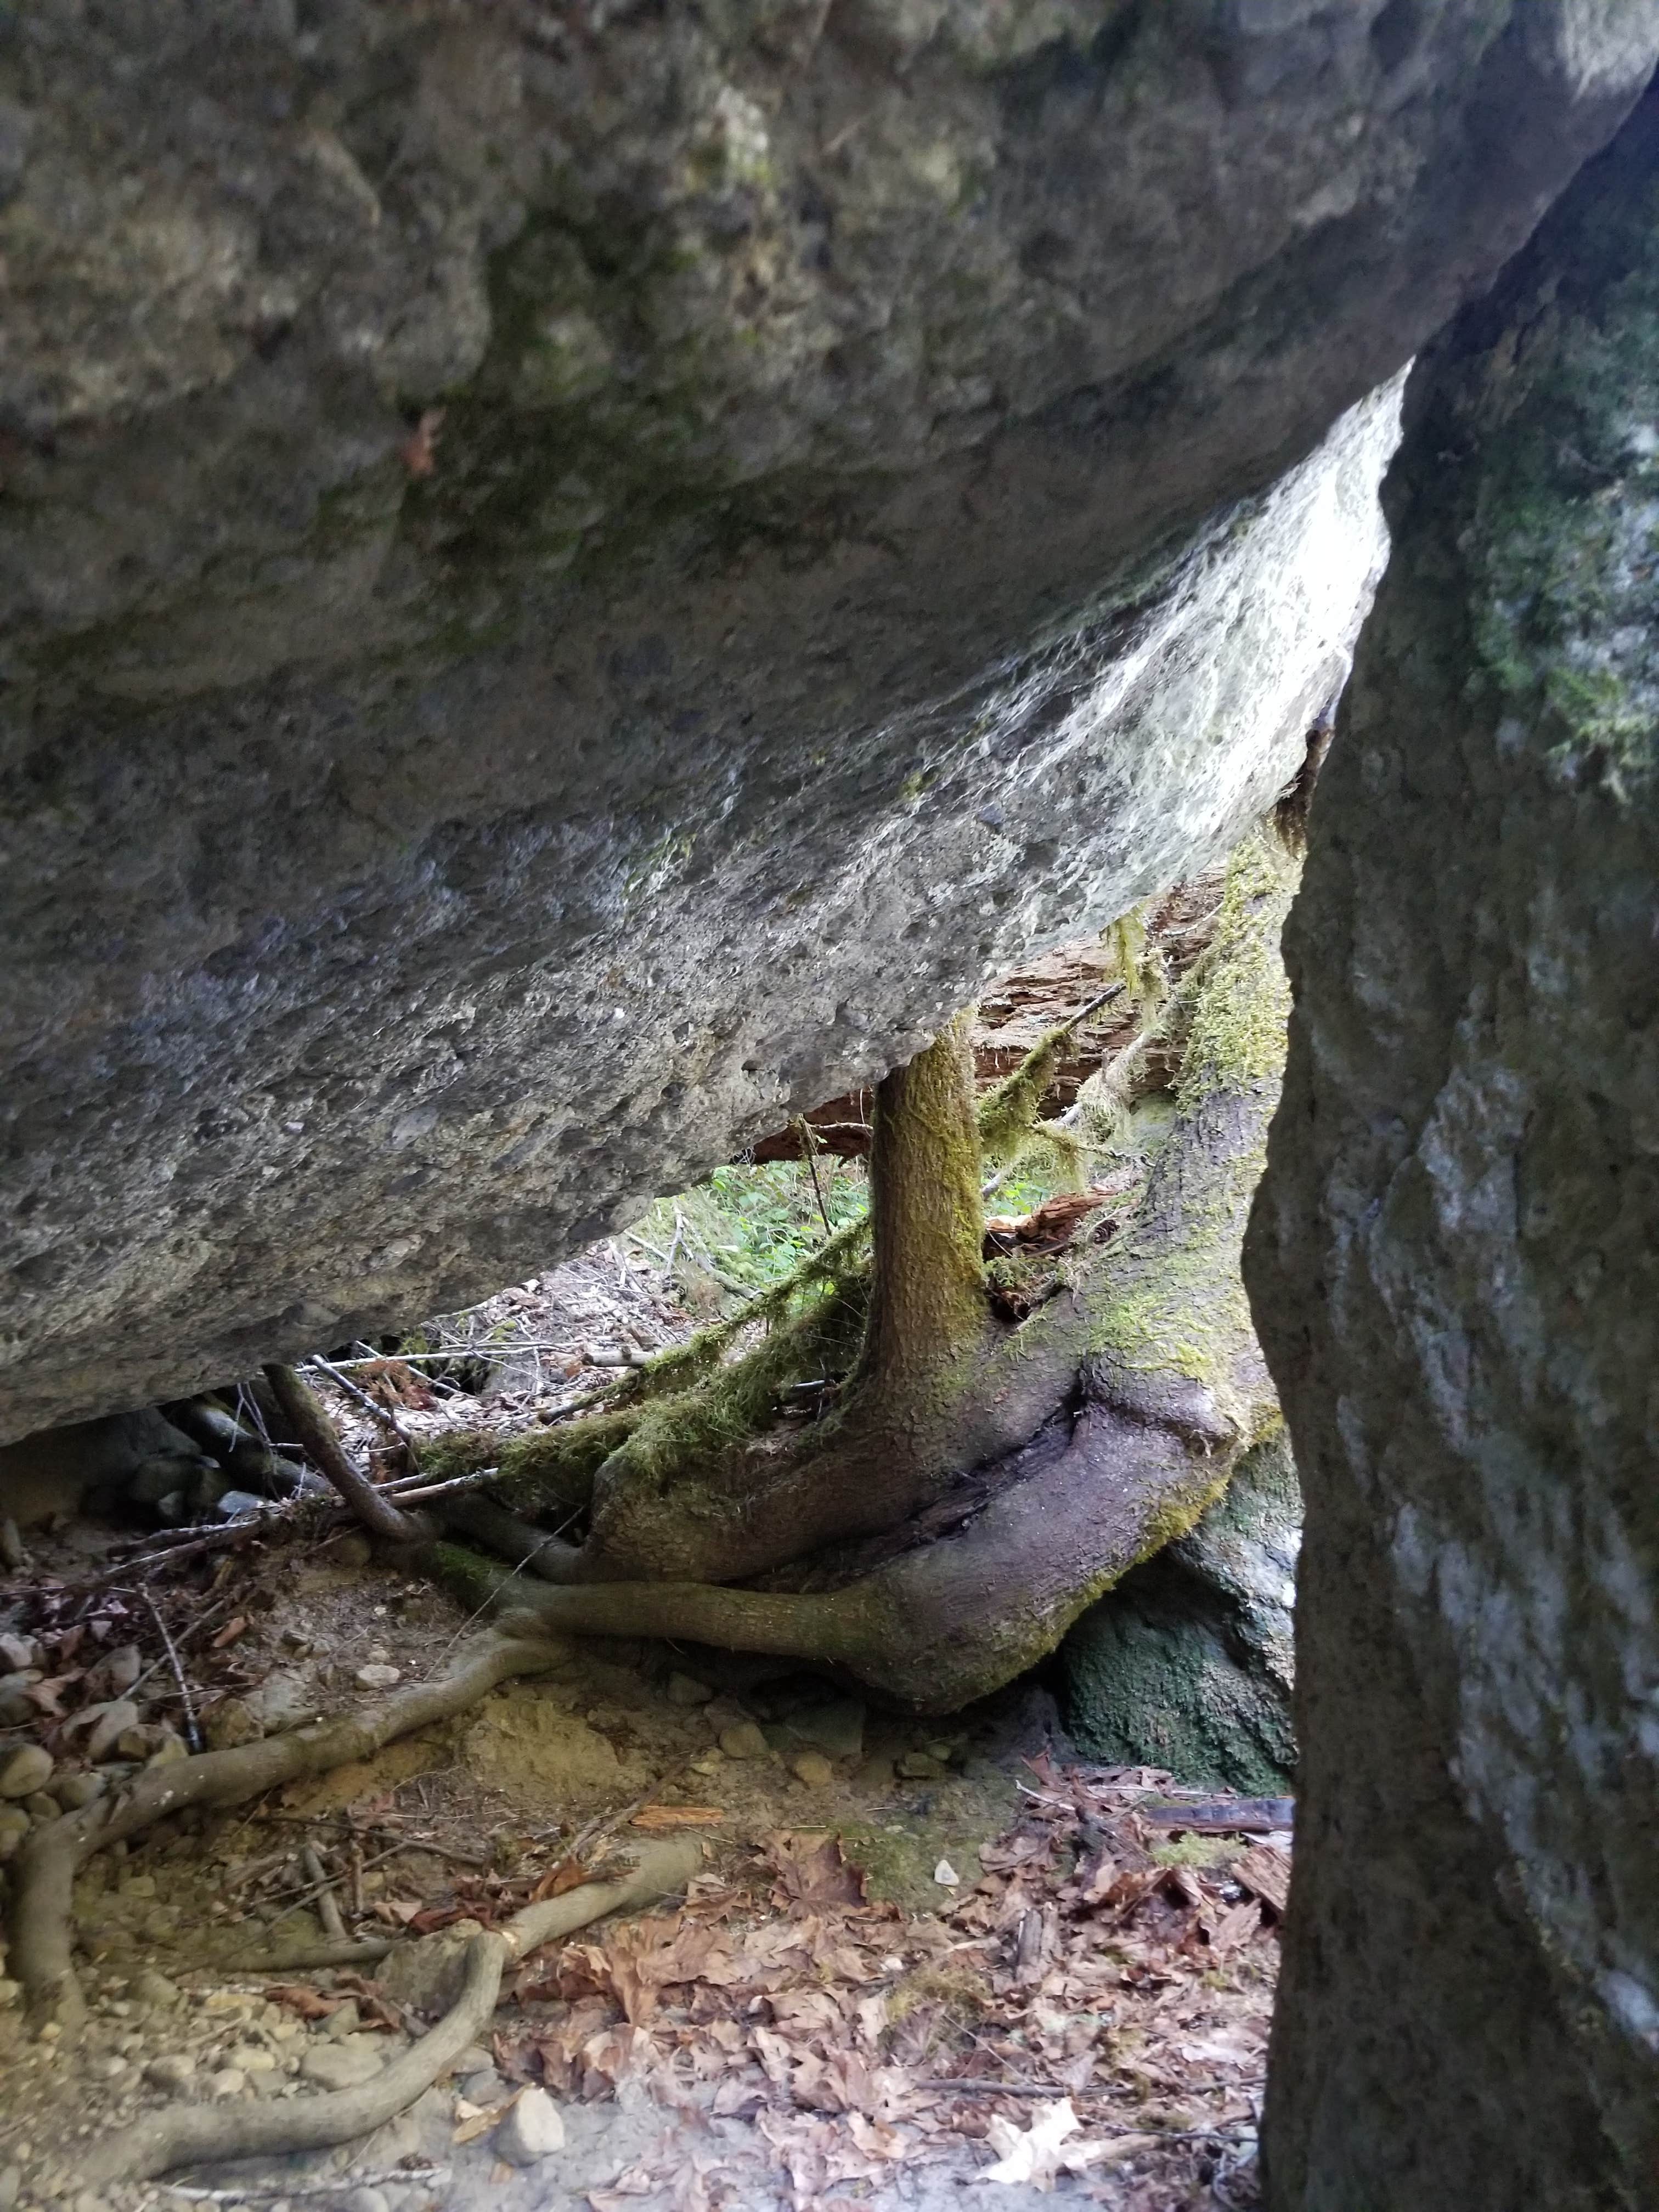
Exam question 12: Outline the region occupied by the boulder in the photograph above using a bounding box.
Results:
[1246,83,1659,2210]
[5,5,1656,1440]
[1061,1432,1299,1793]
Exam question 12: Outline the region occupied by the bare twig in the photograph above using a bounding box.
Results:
[300,1844,348,1943]
[377,1465,503,1507]
[159,2166,450,2202]
[262,1365,427,1545]
[127,1589,242,1705]
[142,1592,202,1752]
[794,1117,835,1240]
[305,1355,415,1452]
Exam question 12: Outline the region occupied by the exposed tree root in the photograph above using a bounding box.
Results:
[215,1938,394,1973]
[82,1839,701,2185]
[10,1634,572,2037]
[420,831,1296,1711]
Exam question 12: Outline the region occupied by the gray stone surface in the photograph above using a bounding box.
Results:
[1060,1430,1298,1792]
[1246,86,1659,2212]
[2,4,1652,1439]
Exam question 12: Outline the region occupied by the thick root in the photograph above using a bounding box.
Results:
[81,1838,702,2185]
[11,1633,571,2036]
[433,1366,1248,1713]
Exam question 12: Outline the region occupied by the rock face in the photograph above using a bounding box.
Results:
[1246,88,1659,2212]
[2,4,1654,1438]
[1060,1431,1297,1793]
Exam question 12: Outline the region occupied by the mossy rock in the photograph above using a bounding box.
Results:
[1059,1431,1299,1793]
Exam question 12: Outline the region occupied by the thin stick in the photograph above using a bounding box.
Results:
[377,1465,503,1506]
[305,1356,415,1451]
[142,1593,202,1753]
[159,2166,450,2202]
[300,1844,348,1943]
[262,1365,427,1545]
[126,1589,242,1703]
[794,1118,834,1240]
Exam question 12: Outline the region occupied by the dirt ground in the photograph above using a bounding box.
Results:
[0,1518,1280,2212]
[0,1209,1282,2212]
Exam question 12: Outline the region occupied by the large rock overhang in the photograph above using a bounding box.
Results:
[2,2,1655,1437]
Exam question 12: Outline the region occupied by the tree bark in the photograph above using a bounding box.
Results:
[426,832,1297,1709]
[854,1009,988,1399]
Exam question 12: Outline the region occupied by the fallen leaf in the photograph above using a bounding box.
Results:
[766,1832,866,1908]
[211,1616,248,1650]
[981,2098,1081,2190]
[453,2095,516,2146]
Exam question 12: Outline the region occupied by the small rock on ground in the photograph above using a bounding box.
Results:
[0,1746,53,1799]
[665,1673,713,1706]
[494,2086,566,2165]
[790,1752,834,1788]
[355,1665,402,1690]
[718,1722,768,1760]
[301,2045,383,2090]
[144,2055,194,2090]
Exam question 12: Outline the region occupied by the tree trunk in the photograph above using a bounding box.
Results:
[426,831,1296,1710]
[854,1009,988,1400]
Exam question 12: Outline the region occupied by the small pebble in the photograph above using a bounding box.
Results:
[54,1774,106,1812]
[494,2085,566,2166]
[0,1746,53,1800]
[896,1751,949,1781]
[354,1666,401,1691]
[789,1752,834,1788]
[0,1635,40,1674]
[689,1752,724,1777]
[84,1703,140,1764]
[300,2045,382,2090]
[131,1969,181,2010]
[0,2166,20,2212]
[717,1722,768,1760]
[88,2056,127,2080]
[144,2055,195,2091]
[208,2068,246,2098]
[665,1673,714,1706]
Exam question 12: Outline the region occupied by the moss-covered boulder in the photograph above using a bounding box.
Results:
[1059,1432,1297,1792]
